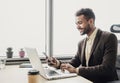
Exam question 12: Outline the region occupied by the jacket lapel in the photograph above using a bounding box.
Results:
[81,38,87,66]
[88,29,102,65]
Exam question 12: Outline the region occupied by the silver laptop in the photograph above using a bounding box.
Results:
[25,47,77,80]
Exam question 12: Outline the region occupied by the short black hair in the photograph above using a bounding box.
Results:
[75,8,95,21]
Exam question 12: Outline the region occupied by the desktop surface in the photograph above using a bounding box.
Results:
[0,65,93,83]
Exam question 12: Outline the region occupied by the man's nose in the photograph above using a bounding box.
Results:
[77,25,81,29]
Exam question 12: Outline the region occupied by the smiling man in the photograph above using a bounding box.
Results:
[47,8,118,83]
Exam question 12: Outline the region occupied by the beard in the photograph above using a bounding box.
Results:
[80,24,91,35]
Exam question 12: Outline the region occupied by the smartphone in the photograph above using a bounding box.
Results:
[42,52,54,66]
[42,52,48,59]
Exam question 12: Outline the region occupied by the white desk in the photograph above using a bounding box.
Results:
[0,65,93,83]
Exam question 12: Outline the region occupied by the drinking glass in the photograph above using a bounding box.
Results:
[0,57,6,70]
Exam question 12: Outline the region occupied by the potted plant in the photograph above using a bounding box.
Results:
[6,47,13,58]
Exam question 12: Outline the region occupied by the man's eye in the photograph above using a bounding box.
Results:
[76,22,82,25]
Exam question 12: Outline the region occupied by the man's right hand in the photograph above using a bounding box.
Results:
[47,57,60,68]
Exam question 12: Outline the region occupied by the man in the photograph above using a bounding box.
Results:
[48,8,118,83]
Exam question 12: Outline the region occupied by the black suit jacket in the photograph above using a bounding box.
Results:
[69,29,118,83]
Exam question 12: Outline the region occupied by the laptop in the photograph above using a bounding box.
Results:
[25,47,77,80]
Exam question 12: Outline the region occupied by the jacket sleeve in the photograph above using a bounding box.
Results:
[69,41,83,68]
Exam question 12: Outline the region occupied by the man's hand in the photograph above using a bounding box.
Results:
[60,63,77,73]
[47,57,60,68]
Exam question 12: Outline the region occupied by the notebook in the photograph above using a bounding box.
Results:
[25,47,77,80]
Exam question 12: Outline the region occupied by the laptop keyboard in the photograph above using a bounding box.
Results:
[45,68,60,76]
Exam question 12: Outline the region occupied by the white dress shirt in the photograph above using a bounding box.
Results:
[85,28,98,66]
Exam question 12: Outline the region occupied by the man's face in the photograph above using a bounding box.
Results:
[75,15,91,35]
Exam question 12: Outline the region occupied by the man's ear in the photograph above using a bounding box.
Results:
[89,18,94,24]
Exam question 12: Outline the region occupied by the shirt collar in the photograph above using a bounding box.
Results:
[87,28,98,40]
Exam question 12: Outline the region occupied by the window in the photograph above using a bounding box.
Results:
[0,0,120,59]
[53,0,120,57]
[0,0,45,58]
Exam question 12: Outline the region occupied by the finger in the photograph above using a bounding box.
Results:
[48,62,54,66]
[48,57,55,63]
[51,57,57,63]
[48,59,57,66]
[60,64,67,71]
[60,66,65,72]
[61,64,67,67]
[61,68,65,73]
[50,61,56,65]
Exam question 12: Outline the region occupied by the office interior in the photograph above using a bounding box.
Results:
[0,0,120,83]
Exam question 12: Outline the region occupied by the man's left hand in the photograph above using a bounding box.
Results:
[60,63,77,73]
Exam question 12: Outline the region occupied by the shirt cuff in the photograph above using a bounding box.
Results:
[56,60,61,69]
[76,67,79,74]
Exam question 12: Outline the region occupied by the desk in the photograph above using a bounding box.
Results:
[0,65,93,83]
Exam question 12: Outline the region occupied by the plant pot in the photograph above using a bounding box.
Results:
[6,52,13,58]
